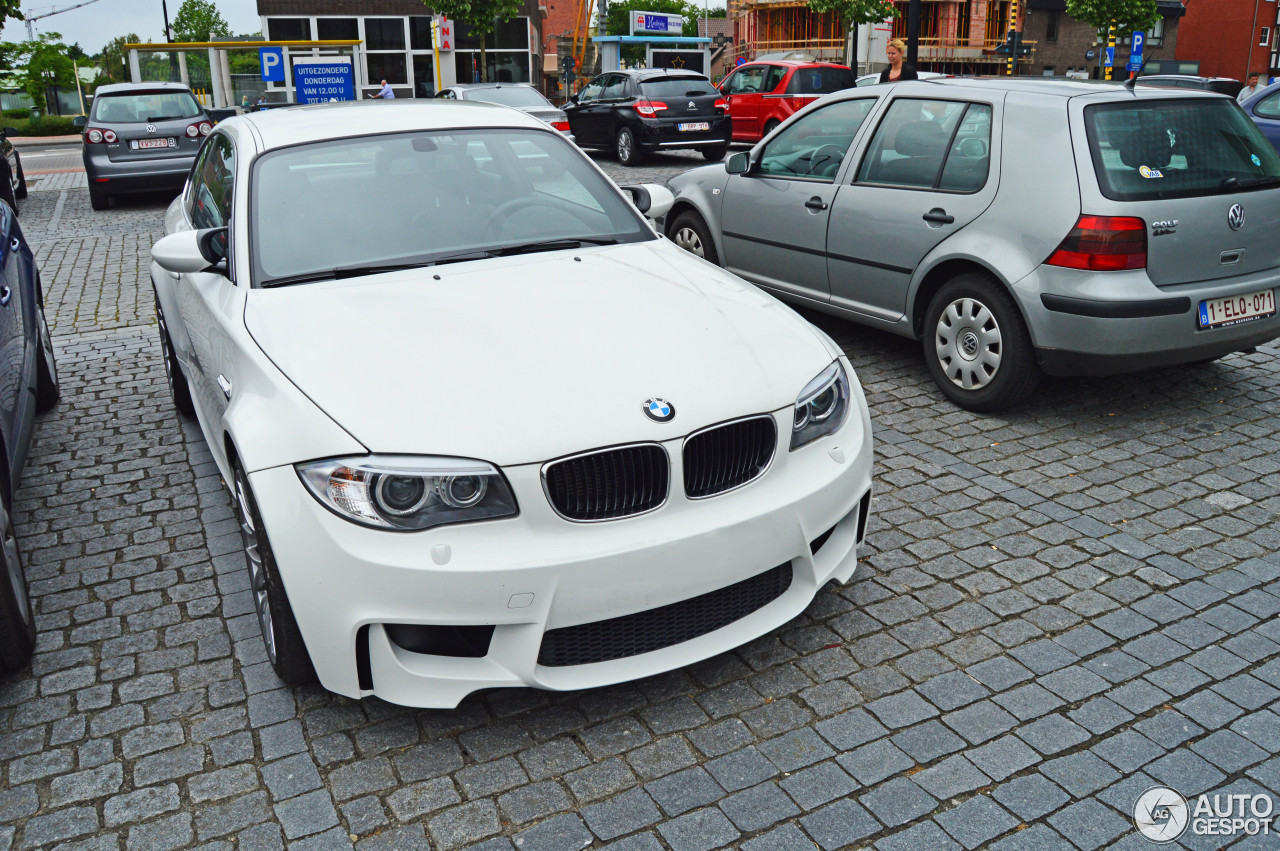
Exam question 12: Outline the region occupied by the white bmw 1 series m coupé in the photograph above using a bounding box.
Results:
[149,99,874,709]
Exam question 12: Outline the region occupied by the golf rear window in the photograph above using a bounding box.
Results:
[92,91,202,124]
[1084,98,1280,201]
[640,79,718,98]
[786,67,855,95]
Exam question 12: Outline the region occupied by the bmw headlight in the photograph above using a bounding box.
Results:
[296,456,518,531]
[790,361,851,451]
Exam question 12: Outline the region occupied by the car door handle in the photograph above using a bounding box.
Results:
[0,286,9,306]
[216,374,232,400]
[805,197,828,211]
[923,208,955,225]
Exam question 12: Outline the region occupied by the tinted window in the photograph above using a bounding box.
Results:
[602,75,628,99]
[856,99,967,189]
[937,104,993,192]
[1256,90,1280,119]
[1208,80,1243,97]
[758,98,876,181]
[266,18,309,40]
[251,129,652,285]
[409,17,434,49]
[640,78,718,98]
[787,67,856,95]
[316,18,358,40]
[365,18,406,50]
[190,134,234,230]
[579,78,605,102]
[465,86,550,108]
[1085,98,1280,201]
[92,90,201,123]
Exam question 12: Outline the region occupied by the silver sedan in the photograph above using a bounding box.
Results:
[436,83,576,144]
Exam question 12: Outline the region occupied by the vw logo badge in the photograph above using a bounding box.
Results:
[643,398,675,423]
[146,124,158,134]
[1228,203,1246,231]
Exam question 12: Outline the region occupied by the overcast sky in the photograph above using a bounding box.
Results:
[4,0,265,52]
[3,0,727,53]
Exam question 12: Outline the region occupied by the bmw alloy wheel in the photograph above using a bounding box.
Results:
[1,499,27,626]
[935,296,1003,390]
[673,225,705,258]
[235,472,277,665]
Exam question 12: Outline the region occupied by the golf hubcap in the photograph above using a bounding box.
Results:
[674,227,704,257]
[936,297,1002,390]
[1,503,28,625]
[236,476,276,665]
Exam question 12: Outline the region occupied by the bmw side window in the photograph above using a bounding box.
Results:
[757,99,877,182]
[855,98,968,190]
[1256,91,1280,119]
[185,142,214,221]
[191,134,234,230]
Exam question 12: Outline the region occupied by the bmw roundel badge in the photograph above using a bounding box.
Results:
[643,398,675,423]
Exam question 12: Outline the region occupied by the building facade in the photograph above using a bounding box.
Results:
[1024,0,1184,79]
[1176,0,1278,82]
[257,0,543,99]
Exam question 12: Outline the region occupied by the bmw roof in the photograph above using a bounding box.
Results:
[228,99,551,152]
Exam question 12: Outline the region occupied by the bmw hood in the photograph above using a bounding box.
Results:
[244,241,837,467]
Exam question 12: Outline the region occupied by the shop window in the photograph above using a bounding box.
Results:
[1046,12,1059,43]
[366,18,407,51]
[317,18,358,41]
[267,18,310,41]
[410,17,434,50]
[414,55,436,97]
[367,53,408,84]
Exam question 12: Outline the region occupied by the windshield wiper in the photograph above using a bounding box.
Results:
[260,253,498,287]
[491,237,619,256]
[1221,175,1280,191]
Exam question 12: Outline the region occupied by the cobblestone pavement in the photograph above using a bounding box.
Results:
[2,150,1280,851]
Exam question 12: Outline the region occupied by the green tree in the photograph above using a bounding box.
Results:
[804,0,896,68]
[0,33,75,114]
[0,0,20,32]
[1065,0,1159,39]
[97,33,142,84]
[172,0,231,42]
[424,0,523,82]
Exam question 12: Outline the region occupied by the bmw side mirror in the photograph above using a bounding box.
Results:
[72,116,88,128]
[726,151,751,175]
[618,184,674,220]
[152,227,228,274]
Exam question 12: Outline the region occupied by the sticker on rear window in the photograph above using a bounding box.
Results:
[1139,165,1164,179]
[1252,154,1262,166]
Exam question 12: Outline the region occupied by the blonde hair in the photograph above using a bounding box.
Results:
[887,38,906,53]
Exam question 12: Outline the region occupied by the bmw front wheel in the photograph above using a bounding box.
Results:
[233,462,315,685]
[923,272,1039,411]
[0,483,35,674]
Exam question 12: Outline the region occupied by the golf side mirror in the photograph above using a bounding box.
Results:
[726,151,751,175]
[72,116,88,128]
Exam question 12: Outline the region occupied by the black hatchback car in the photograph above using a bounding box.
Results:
[564,69,731,165]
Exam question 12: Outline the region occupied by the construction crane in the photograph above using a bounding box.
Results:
[24,0,105,39]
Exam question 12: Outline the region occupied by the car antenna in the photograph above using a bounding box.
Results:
[1124,49,1157,92]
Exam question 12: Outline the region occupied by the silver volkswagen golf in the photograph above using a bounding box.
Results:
[666,78,1280,410]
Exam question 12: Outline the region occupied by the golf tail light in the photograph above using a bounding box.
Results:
[1046,215,1146,271]
[185,124,199,137]
[296,455,517,531]
[103,129,117,143]
[634,100,668,116]
[187,120,212,137]
[86,128,103,143]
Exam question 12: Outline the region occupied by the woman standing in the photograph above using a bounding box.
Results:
[878,38,919,83]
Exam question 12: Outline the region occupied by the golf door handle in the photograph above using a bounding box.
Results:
[923,208,955,225]
[805,197,828,211]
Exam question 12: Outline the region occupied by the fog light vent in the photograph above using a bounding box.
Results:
[385,624,495,658]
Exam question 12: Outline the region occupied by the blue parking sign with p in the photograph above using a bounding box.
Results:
[1131,31,1145,55]
[260,47,284,82]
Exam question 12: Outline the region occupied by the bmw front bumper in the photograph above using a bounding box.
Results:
[247,384,873,709]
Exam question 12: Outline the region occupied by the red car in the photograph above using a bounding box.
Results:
[718,59,856,142]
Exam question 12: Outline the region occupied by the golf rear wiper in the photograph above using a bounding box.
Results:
[147,115,185,122]
[491,237,619,256]
[1221,175,1280,191]
[259,252,502,287]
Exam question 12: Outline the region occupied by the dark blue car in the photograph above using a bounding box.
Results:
[0,199,60,673]
[1241,81,1280,155]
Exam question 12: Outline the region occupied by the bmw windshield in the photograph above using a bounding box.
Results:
[250,128,653,287]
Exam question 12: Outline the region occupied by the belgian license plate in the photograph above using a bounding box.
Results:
[1198,288,1276,329]
[678,122,710,132]
[131,138,175,150]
